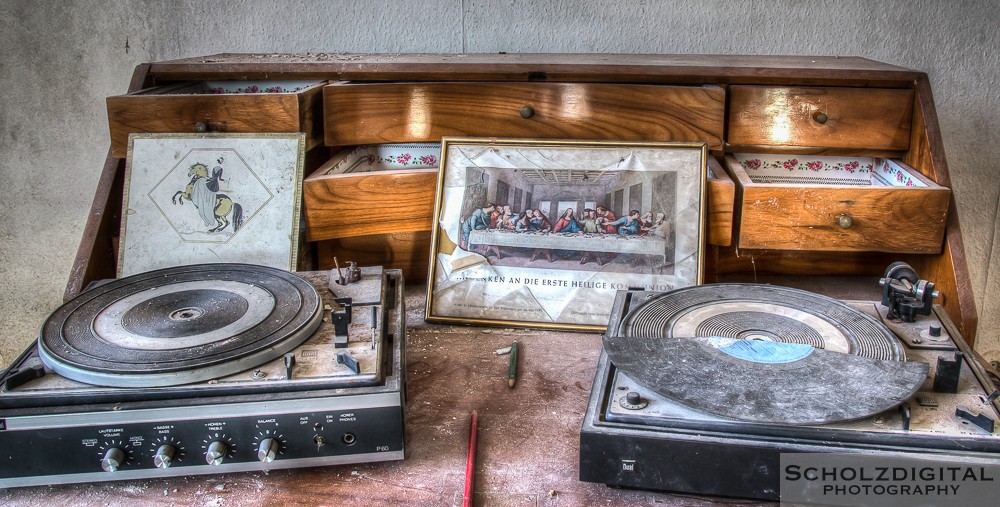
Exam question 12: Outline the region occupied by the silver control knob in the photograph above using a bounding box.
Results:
[101,447,126,472]
[257,437,279,463]
[153,444,176,469]
[204,441,228,465]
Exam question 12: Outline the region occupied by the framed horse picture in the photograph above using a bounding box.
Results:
[118,133,306,277]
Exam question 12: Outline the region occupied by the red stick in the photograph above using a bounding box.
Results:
[462,410,479,507]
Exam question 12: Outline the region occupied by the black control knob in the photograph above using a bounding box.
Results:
[626,392,643,405]
[153,444,176,469]
[101,447,126,472]
[205,441,228,466]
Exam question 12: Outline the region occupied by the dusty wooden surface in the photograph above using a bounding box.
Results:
[148,53,920,87]
[0,287,771,506]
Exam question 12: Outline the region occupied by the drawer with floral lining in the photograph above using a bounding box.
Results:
[724,154,950,253]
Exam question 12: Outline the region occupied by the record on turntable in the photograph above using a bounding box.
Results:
[603,284,928,425]
[582,278,1000,501]
[38,263,323,387]
[1,263,408,489]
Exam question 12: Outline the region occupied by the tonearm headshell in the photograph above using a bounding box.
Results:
[879,261,939,322]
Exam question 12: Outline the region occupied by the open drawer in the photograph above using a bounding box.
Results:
[724,154,950,253]
[302,143,440,242]
[107,80,326,158]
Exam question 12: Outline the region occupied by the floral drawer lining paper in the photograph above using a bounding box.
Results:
[321,143,441,176]
[736,154,924,187]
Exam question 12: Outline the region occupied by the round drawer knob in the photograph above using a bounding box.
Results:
[194,121,208,133]
[519,106,535,119]
[837,215,854,229]
[814,112,829,124]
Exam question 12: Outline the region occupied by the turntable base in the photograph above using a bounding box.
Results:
[580,287,1000,500]
[0,266,406,489]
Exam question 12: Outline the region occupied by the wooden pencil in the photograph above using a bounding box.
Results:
[462,409,478,507]
[508,341,519,388]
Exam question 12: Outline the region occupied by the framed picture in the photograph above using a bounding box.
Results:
[118,133,306,277]
[425,138,707,331]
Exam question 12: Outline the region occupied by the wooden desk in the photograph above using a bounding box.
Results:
[1,287,764,507]
[16,52,976,506]
[75,53,979,346]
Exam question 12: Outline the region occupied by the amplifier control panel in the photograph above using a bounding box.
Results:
[0,393,404,487]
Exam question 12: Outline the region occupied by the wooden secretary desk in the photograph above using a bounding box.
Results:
[81,53,976,343]
[12,53,975,505]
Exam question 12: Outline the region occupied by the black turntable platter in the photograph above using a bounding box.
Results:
[616,284,905,360]
[38,263,322,387]
[604,284,929,424]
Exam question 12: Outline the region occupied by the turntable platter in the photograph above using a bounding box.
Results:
[38,263,322,387]
[604,284,929,424]
[617,284,905,361]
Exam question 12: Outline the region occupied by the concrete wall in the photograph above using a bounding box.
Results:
[2,0,998,365]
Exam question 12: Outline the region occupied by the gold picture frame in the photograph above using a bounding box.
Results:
[425,138,707,332]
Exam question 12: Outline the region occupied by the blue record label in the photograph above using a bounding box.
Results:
[704,337,814,364]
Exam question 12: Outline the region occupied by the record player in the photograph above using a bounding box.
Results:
[0,263,406,488]
[579,264,1000,500]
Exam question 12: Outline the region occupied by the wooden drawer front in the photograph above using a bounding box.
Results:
[303,168,438,242]
[324,82,725,149]
[728,86,913,151]
[725,156,949,253]
[107,82,325,158]
[317,232,431,283]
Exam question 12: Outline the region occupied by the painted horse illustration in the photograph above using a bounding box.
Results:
[171,162,244,233]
